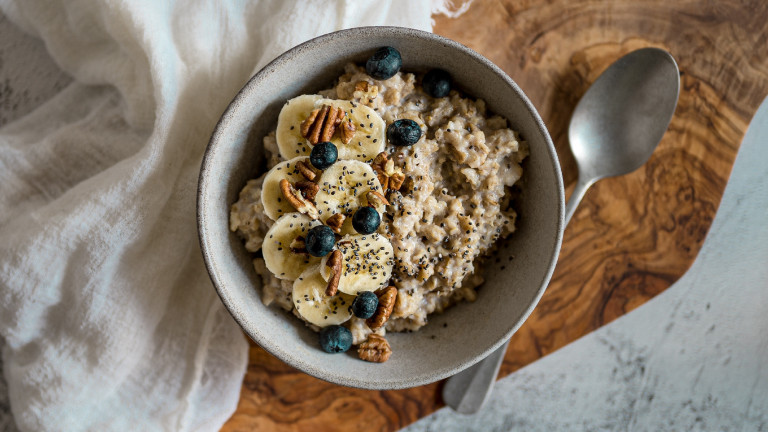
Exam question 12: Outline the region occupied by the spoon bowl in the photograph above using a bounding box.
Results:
[566,48,680,222]
[571,48,680,177]
[443,47,680,413]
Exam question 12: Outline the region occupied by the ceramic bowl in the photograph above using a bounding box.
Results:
[198,26,564,389]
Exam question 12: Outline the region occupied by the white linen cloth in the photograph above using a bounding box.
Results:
[0,1,443,430]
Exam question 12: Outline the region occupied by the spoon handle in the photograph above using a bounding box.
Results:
[442,176,593,413]
[563,176,594,225]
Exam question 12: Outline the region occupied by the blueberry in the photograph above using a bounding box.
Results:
[310,141,338,170]
[351,291,379,319]
[305,225,335,257]
[423,69,452,98]
[386,119,422,147]
[352,206,380,234]
[365,46,402,80]
[319,325,353,353]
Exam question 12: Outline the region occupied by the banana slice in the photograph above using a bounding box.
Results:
[275,95,385,162]
[275,94,321,161]
[314,160,385,224]
[320,233,394,295]
[292,265,354,327]
[262,213,322,280]
[261,156,313,221]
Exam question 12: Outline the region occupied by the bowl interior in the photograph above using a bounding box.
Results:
[198,27,564,389]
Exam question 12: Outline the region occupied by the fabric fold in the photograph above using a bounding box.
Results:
[0,1,435,430]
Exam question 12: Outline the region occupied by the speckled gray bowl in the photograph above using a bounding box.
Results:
[198,27,564,389]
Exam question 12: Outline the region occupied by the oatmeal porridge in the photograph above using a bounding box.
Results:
[229,47,527,362]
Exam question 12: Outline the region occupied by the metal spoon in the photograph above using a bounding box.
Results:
[443,47,680,414]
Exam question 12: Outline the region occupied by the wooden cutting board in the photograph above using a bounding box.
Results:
[221,1,768,430]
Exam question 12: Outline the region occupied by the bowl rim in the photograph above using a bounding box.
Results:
[197,26,565,389]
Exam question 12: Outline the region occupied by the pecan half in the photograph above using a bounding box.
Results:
[300,108,320,137]
[366,190,389,207]
[321,106,340,143]
[279,179,319,219]
[295,180,319,201]
[301,105,346,145]
[307,105,329,144]
[326,213,345,234]
[339,118,356,144]
[389,172,405,191]
[358,334,392,363]
[295,160,317,181]
[325,249,342,296]
[366,286,397,330]
[334,108,344,126]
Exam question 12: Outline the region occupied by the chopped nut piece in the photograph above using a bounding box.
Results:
[371,152,399,190]
[366,286,397,330]
[366,190,390,207]
[354,81,380,107]
[389,172,406,191]
[279,179,319,219]
[326,213,345,233]
[325,250,342,296]
[295,180,319,201]
[339,118,356,144]
[372,152,388,169]
[295,160,317,181]
[375,169,389,190]
[358,334,392,363]
[384,159,396,176]
[289,236,307,254]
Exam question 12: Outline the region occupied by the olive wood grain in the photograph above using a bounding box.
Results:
[221,1,768,430]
